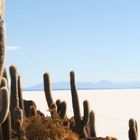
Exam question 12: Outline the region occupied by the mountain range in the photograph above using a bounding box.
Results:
[24,80,140,91]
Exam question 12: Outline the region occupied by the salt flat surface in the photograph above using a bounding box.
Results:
[23,89,140,140]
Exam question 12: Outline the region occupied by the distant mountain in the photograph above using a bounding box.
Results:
[24,80,140,91]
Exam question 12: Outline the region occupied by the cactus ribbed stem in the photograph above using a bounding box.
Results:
[0,18,5,79]
[70,71,81,124]
[43,73,54,109]
[89,110,96,137]
[18,75,24,112]
[70,71,89,138]
[128,118,138,140]
[0,87,10,124]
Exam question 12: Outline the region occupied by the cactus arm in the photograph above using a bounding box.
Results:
[89,110,96,137]
[59,101,67,119]
[9,65,19,108]
[43,73,54,109]
[128,118,138,140]
[18,75,24,112]
[55,99,61,115]
[0,87,10,124]
[0,19,5,78]
[82,100,89,126]
[70,71,81,124]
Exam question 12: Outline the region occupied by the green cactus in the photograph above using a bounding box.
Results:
[128,118,138,140]
[70,71,89,138]
[89,110,96,137]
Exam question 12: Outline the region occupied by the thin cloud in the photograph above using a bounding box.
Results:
[7,46,20,51]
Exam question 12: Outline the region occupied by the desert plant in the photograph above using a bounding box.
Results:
[128,118,138,140]
[18,75,24,114]
[1,69,12,140]
[0,87,10,125]
[9,65,19,129]
[23,115,76,140]
[43,72,67,118]
[89,110,96,137]
[70,71,89,138]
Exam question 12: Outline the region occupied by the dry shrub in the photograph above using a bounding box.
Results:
[23,115,78,140]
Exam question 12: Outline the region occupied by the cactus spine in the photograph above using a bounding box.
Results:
[128,118,138,140]
[70,71,89,138]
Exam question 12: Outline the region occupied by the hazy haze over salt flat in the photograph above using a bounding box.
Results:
[23,89,140,140]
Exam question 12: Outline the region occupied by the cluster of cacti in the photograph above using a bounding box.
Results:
[128,118,138,140]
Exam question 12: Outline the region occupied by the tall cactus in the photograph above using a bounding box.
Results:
[70,71,89,138]
[18,75,24,113]
[128,118,138,140]
[43,73,54,110]
[43,72,67,118]
[0,87,10,124]
[9,65,19,129]
[1,69,11,140]
[0,17,5,79]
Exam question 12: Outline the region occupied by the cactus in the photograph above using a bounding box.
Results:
[29,105,37,117]
[9,65,19,129]
[0,77,6,87]
[13,107,23,132]
[43,73,54,110]
[1,70,11,140]
[89,110,96,137]
[43,72,67,118]
[18,75,24,113]
[56,99,67,119]
[0,18,5,79]
[128,118,138,140]
[70,71,89,138]
[24,100,37,118]
[0,87,10,124]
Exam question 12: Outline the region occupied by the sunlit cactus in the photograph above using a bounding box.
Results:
[70,71,89,138]
[18,75,24,113]
[0,18,5,79]
[0,87,10,124]
[1,70,11,140]
[0,77,7,87]
[9,65,19,129]
[14,107,23,131]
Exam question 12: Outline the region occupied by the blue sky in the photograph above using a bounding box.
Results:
[5,0,140,87]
